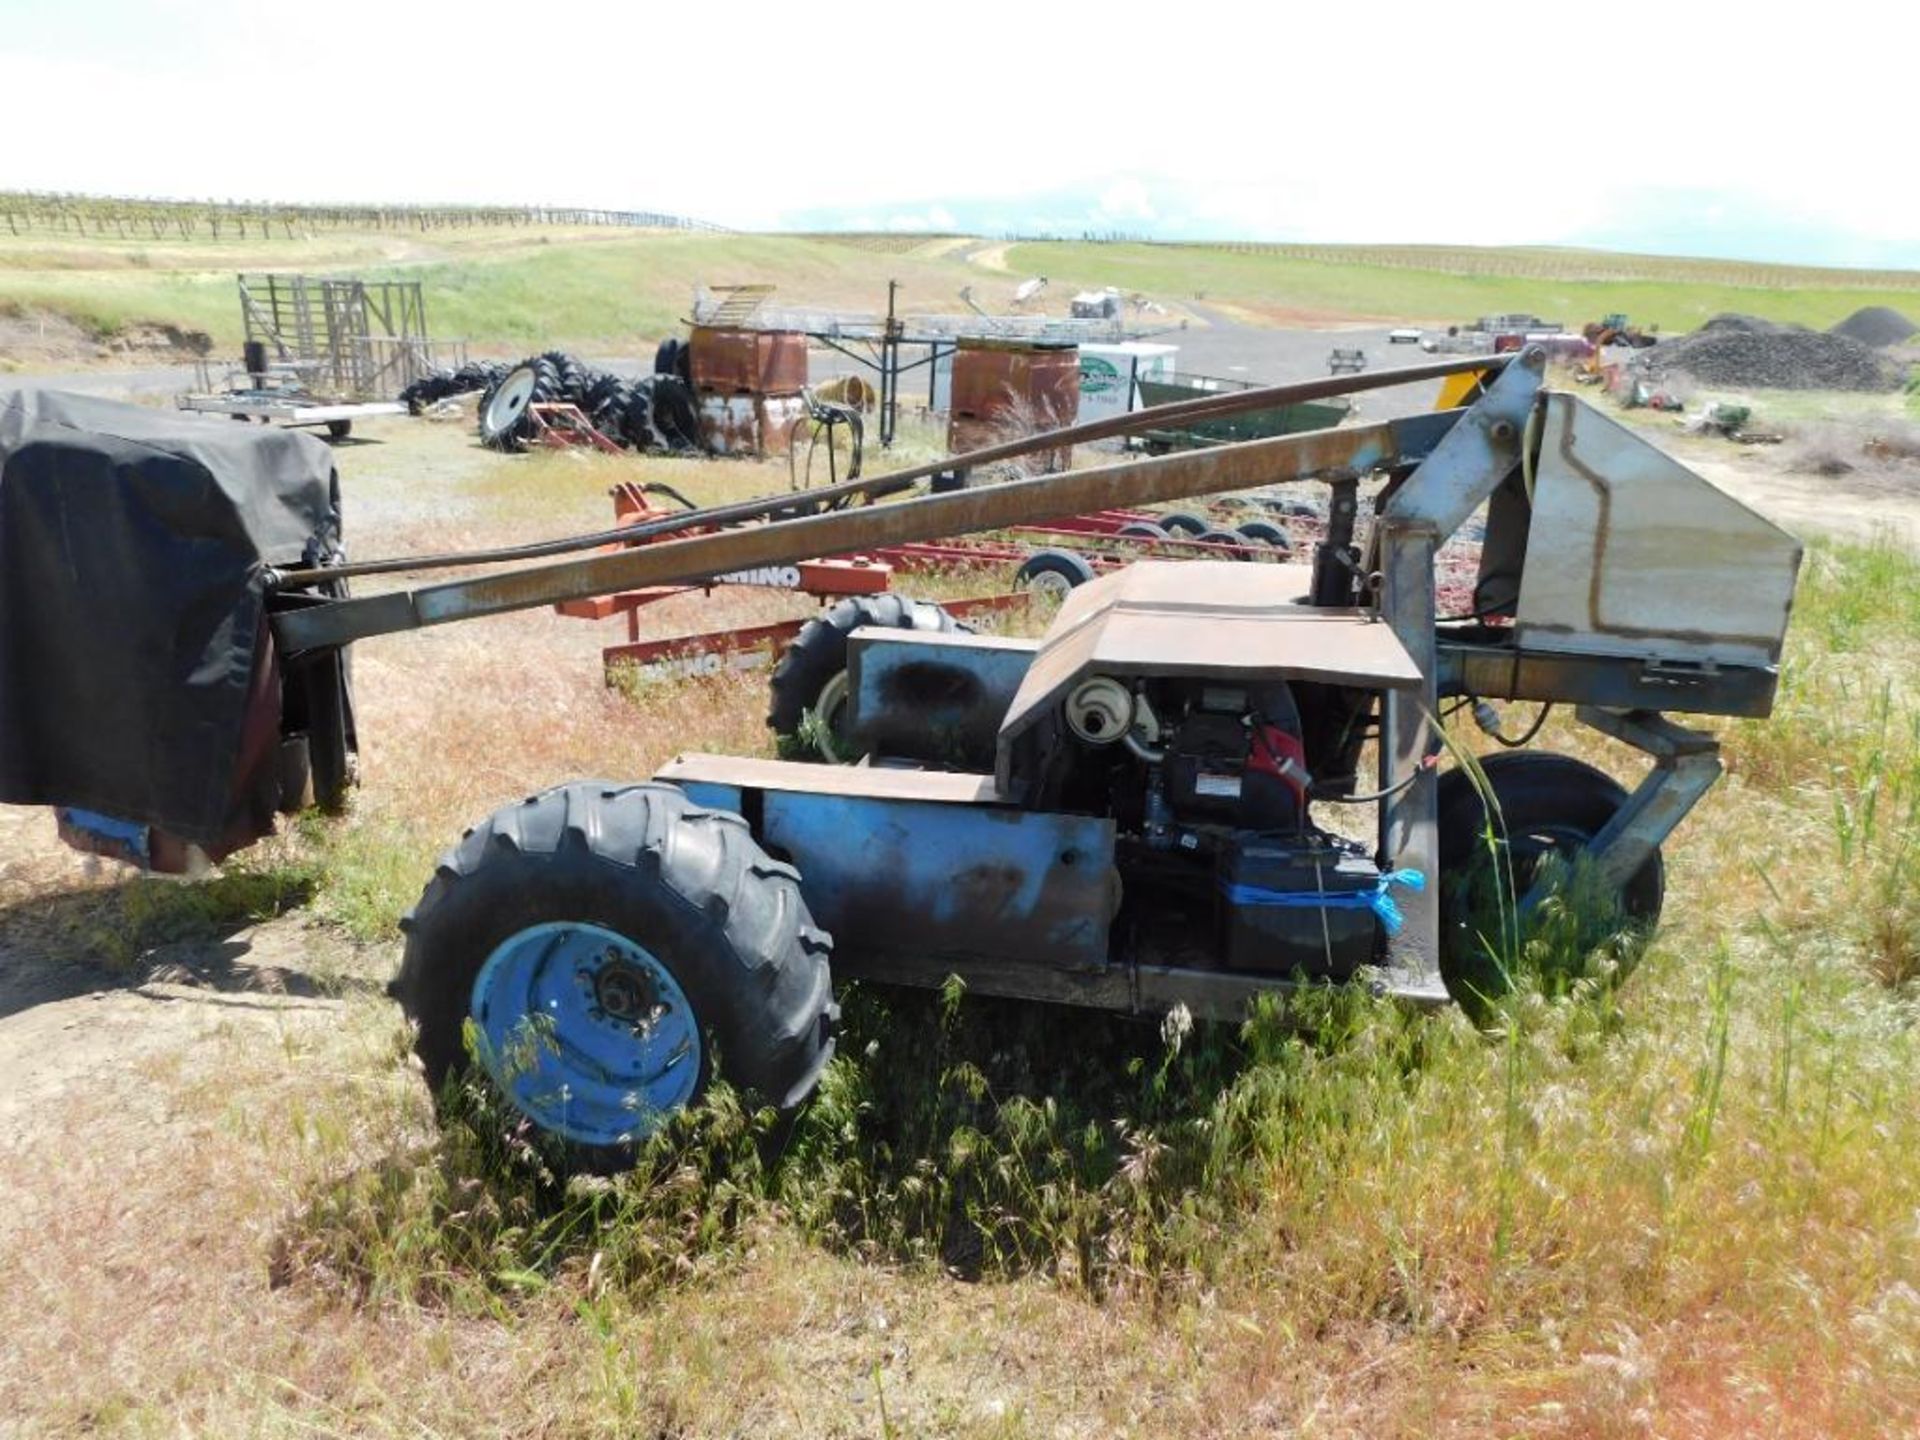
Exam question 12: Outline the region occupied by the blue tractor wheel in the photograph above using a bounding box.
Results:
[394,781,837,1172]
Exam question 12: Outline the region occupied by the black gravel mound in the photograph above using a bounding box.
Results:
[1830,306,1918,349]
[1636,315,1900,392]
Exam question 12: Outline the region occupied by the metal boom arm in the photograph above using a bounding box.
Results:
[273,408,1466,654]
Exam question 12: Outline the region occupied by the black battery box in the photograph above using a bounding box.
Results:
[1217,838,1383,979]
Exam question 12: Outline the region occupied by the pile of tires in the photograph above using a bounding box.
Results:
[399,359,510,415]
[469,348,709,455]
[476,357,564,451]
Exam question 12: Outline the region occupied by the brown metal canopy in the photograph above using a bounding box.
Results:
[995,561,1421,789]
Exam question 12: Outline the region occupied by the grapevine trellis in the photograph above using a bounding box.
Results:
[0,193,727,242]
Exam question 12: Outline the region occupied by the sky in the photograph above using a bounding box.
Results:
[0,0,1911,269]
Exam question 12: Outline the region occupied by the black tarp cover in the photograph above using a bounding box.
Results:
[0,390,341,847]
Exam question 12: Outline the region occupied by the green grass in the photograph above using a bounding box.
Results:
[7,224,1917,355]
[1005,240,1920,331]
[0,228,990,352]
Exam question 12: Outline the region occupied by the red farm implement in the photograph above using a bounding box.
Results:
[555,483,1315,682]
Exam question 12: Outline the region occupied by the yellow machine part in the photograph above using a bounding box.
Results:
[1434,368,1493,410]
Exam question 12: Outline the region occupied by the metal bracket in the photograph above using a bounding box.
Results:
[1568,706,1723,895]
[1377,346,1549,983]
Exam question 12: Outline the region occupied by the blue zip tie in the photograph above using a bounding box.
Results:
[1220,867,1427,934]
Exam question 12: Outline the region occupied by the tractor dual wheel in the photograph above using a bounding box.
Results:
[1435,751,1664,1017]
[394,781,837,1174]
[478,359,562,452]
[768,594,971,762]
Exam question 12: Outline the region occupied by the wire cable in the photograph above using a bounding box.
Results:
[1489,702,1553,748]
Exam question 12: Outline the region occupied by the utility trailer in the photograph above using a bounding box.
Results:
[176,273,455,438]
[175,385,405,439]
[10,351,1803,1174]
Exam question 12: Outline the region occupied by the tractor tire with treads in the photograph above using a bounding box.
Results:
[650,375,702,451]
[768,594,971,762]
[394,781,837,1174]
[478,358,562,452]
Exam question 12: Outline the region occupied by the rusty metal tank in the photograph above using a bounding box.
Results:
[688,326,808,396]
[947,338,1080,472]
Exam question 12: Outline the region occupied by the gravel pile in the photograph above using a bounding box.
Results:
[1635,313,1900,392]
[1830,305,1918,348]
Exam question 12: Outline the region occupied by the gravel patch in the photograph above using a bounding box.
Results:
[1635,313,1901,391]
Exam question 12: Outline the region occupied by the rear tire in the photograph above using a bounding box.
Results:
[1436,751,1663,1015]
[394,781,836,1174]
[768,595,970,761]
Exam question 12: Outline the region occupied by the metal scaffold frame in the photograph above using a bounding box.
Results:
[237,273,446,401]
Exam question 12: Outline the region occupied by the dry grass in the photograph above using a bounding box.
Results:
[2,417,1919,1437]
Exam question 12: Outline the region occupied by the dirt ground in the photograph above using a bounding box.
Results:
[0,394,1915,1435]
[0,307,211,369]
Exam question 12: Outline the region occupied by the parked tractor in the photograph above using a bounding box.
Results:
[4,350,1802,1174]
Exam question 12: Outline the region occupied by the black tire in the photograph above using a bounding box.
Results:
[478,358,561,452]
[539,350,591,405]
[1195,528,1256,558]
[1436,751,1664,1015]
[650,375,702,451]
[1013,547,1098,600]
[1159,510,1208,537]
[581,370,623,408]
[1235,519,1291,550]
[395,781,837,1174]
[767,594,970,761]
[1115,521,1167,541]
[325,419,352,441]
[1261,497,1320,521]
[619,381,656,449]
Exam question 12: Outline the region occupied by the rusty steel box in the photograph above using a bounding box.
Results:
[947,338,1079,472]
[688,326,808,396]
[948,337,1080,423]
[697,393,806,457]
[948,416,1074,473]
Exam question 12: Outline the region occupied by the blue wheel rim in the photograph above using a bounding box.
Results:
[469,921,702,1148]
